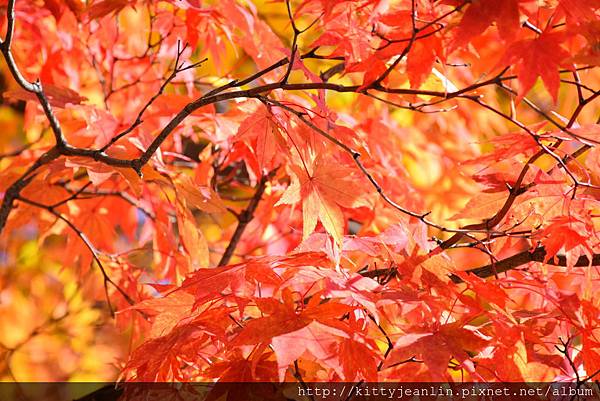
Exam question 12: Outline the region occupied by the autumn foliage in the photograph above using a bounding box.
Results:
[1,0,600,386]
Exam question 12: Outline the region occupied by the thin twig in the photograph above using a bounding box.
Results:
[16,196,138,315]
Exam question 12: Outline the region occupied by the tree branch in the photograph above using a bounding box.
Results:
[453,247,600,283]
[362,247,600,283]
[218,171,274,266]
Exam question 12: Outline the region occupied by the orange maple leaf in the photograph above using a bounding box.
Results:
[277,154,368,244]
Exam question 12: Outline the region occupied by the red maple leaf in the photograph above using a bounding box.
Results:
[500,30,573,102]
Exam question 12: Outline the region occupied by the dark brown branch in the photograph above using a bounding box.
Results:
[0,0,66,234]
[320,62,345,82]
[455,247,600,282]
[101,61,508,177]
[281,0,300,85]
[0,1,35,92]
[0,148,61,234]
[218,172,273,266]
[361,247,600,283]
[555,337,581,383]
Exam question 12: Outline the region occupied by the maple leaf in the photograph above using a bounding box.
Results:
[175,201,209,268]
[407,33,442,88]
[375,7,444,88]
[235,104,285,174]
[500,30,573,102]
[260,295,376,381]
[310,6,376,66]
[580,300,600,376]
[384,323,489,380]
[185,9,231,67]
[232,289,355,347]
[323,272,381,320]
[346,56,388,89]
[203,350,278,385]
[558,0,600,27]
[467,124,543,166]
[569,20,600,65]
[217,0,286,69]
[454,271,510,309]
[271,321,345,381]
[277,154,368,244]
[67,198,120,253]
[452,0,521,49]
[450,191,511,221]
[179,255,288,307]
[225,289,360,381]
[535,216,594,265]
[296,223,409,265]
[129,291,196,338]
[43,0,86,20]
[338,336,380,381]
[86,0,132,20]
[124,308,231,381]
